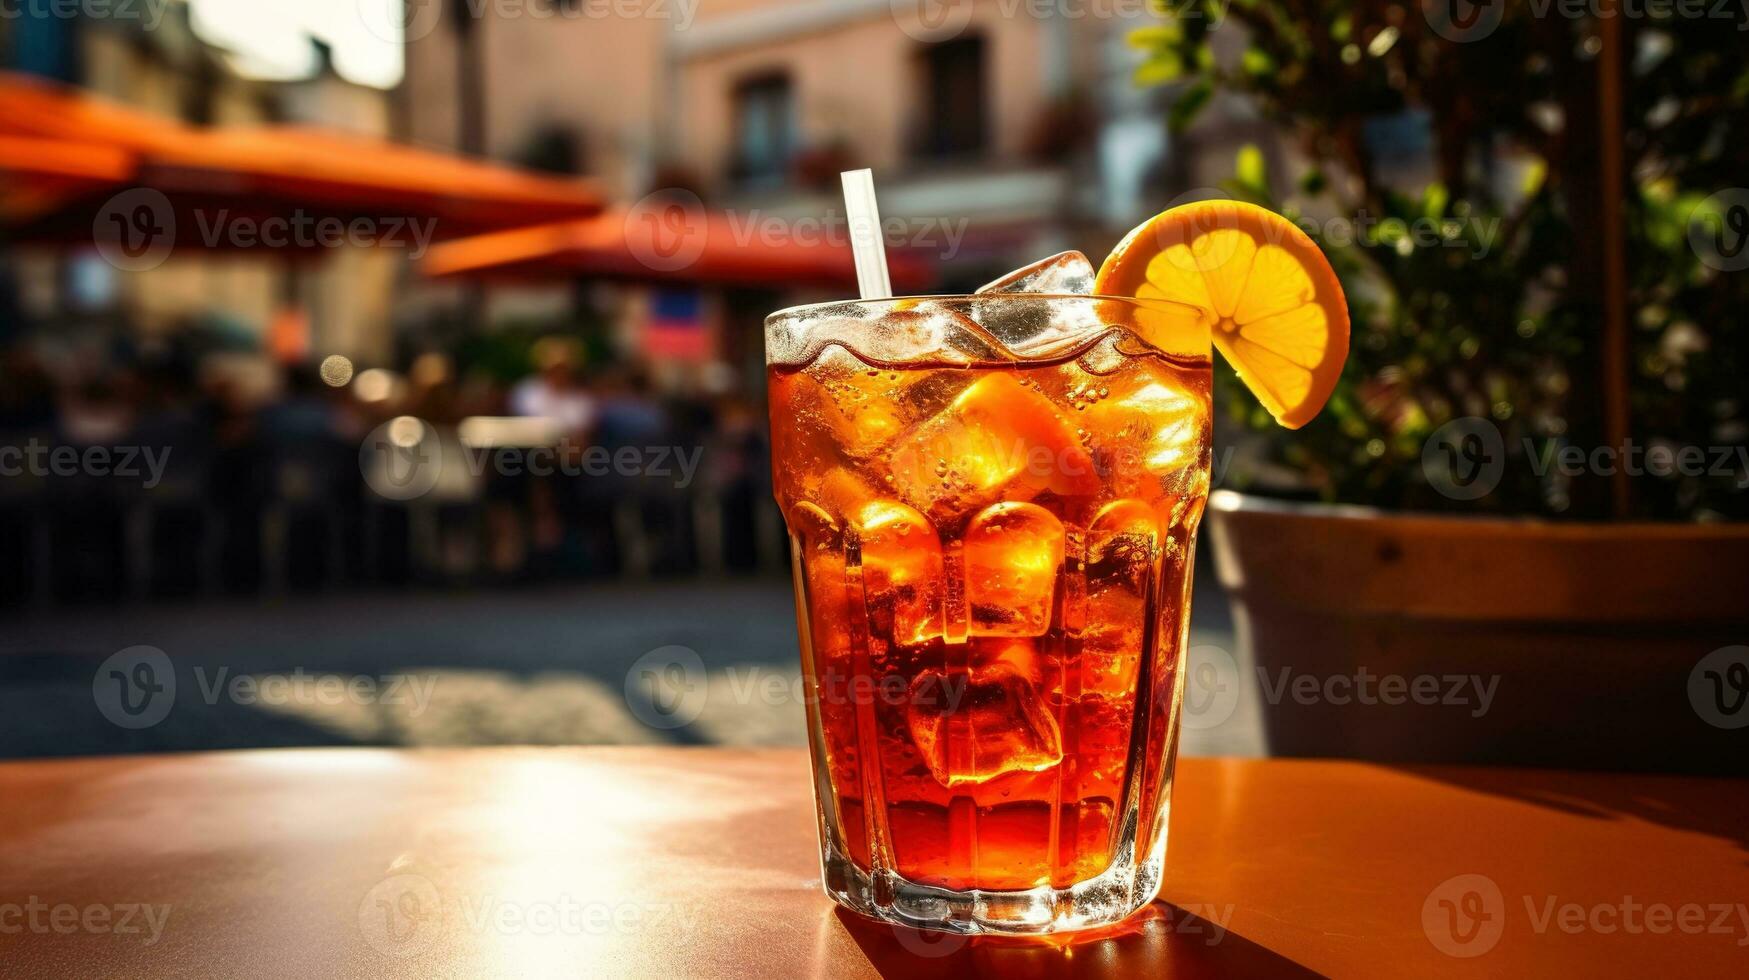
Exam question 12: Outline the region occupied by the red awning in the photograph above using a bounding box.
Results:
[0,72,604,246]
[0,135,136,222]
[420,208,934,292]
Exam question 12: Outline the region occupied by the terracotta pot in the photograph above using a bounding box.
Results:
[1207,491,1749,775]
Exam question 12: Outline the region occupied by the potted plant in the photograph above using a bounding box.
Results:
[1133,3,1749,772]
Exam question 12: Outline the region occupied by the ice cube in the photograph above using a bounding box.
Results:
[973,252,1104,356]
[964,502,1065,637]
[855,500,945,646]
[976,250,1097,295]
[800,348,914,459]
[885,374,1098,522]
[1080,500,1160,696]
[1078,362,1210,500]
[906,645,1064,787]
[787,501,851,665]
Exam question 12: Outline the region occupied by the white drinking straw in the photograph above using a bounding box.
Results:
[840,169,893,300]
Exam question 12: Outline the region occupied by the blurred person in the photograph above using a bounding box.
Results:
[202,371,269,596]
[582,365,692,577]
[131,346,213,598]
[706,394,771,573]
[260,365,351,591]
[510,337,594,435]
[509,338,595,574]
[48,372,139,602]
[0,349,57,605]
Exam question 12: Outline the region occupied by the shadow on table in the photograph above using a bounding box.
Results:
[831,902,1324,979]
[1391,763,1749,856]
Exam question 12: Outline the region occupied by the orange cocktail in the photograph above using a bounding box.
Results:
[767,284,1210,933]
[769,203,1348,935]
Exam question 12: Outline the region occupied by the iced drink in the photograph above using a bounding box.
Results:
[766,256,1213,934]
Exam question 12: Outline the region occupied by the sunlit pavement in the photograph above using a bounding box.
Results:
[0,577,1258,759]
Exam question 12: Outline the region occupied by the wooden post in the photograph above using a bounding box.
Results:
[1598,2,1632,518]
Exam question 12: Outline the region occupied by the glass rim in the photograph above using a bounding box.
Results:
[766,293,1205,323]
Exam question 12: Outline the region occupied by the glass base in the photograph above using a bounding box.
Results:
[818,826,1167,936]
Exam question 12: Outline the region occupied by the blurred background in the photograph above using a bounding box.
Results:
[1,1,1743,767]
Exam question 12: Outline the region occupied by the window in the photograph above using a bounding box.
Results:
[914,36,987,161]
[731,73,795,187]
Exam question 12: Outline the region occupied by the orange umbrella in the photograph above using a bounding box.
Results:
[0,135,135,223]
[0,73,604,247]
[420,208,934,291]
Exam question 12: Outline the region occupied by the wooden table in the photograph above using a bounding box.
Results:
[0,748,1744,978]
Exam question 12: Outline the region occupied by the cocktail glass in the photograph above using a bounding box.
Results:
[767,292,1211,935]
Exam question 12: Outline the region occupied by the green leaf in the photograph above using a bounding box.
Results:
[1128,25,1182,48]
[1241,46,1275,76]
[1169,81,1213,132]
[1423,183,1448,220]
[1235,143,1268,195]
[1134,53,1185,86]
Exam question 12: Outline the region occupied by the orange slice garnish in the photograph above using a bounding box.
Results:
[1095,200,1349,428]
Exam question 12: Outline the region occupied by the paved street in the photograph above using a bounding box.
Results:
[0,570,1262,759]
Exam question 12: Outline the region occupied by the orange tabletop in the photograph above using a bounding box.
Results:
[0,748,1743,978]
